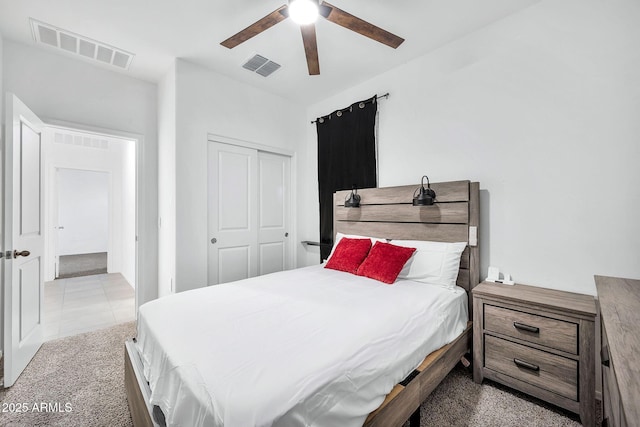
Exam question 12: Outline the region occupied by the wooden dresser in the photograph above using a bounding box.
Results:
[472,281,597,427]
[595,275,640,427]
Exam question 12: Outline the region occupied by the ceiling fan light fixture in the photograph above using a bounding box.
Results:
[289,0,319,25]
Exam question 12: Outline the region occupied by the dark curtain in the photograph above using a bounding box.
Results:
[316,95,378,261]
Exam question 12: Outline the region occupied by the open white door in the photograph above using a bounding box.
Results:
[3,94,45,387]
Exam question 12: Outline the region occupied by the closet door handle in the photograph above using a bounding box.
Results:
[513,322,539,333]
[513,358,540,372]
[14,250,31,258]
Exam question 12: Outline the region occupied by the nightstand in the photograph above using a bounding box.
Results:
[472,281,597,427]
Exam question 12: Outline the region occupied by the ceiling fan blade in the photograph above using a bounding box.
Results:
[300,24,320,75]
[221,5,288,49]
[321,2,404,49]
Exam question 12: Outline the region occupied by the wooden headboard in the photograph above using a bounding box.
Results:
[334,180,480,313]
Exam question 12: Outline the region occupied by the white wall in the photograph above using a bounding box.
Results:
[299,0,640,295]
[57,169,109,255]
[169,59,305,293]
[3,40,158,304]
[157,62,176,297]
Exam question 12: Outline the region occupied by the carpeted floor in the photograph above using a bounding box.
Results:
[413,364,596,426]
[0,322,597,426]
[0,322,135,427]
[58,252,108,279]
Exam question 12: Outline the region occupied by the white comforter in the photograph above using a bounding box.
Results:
[136,265,467,427]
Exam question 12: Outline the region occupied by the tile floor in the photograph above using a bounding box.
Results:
[44,273,135,341]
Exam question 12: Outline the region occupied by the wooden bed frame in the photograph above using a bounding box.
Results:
[124,180,480,427]
[334,180,480,426]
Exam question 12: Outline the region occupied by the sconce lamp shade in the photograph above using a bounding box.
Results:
[345,187,361,208]
[413,175,436,206]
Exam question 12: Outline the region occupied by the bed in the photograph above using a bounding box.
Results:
[124,180,480,427]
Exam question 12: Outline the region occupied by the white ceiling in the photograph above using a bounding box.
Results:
[0,0,539,103]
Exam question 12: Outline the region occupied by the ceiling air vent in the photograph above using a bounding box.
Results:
[242,54,281,77]
[54,131,109,150]
[30,18,134,70]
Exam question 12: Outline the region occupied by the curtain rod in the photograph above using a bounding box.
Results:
[310,93,389,124]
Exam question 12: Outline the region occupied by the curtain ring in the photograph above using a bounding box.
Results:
[349,106,353,112]
[336,110,342,117]
[319,117,324,123]
[359,102,365,109]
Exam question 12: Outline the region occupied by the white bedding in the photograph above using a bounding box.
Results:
[136,265,468,427]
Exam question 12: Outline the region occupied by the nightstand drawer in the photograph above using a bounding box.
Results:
[484,304,578,354]
[485,335,578,400]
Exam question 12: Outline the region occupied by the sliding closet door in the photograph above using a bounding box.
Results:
[208,142,292,285]
[208,143,258,285]
[257,152,291,275]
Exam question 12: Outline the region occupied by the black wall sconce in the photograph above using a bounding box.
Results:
[344,186,361,208]
[413,175,436,206]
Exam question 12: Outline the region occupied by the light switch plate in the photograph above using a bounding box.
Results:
[469,226,478,246]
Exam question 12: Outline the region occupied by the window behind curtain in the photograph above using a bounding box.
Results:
[316,96,378,261]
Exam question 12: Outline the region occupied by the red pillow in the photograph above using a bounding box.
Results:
[357,242,416,284]
[325,237,372,274]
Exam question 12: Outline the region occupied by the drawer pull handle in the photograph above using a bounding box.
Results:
[513,322,539,333]
[513,358,540,372]
[601,345,610,367]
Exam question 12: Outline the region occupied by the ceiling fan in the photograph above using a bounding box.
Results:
[220,0,405,75]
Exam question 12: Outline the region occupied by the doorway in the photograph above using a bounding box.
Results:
[3,94,144,387]
[55,168,109,278]
[42,126,137,341]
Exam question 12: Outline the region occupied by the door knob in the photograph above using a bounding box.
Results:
[14,250,31,258]
[285,232,289,237]
[211,238,217,244]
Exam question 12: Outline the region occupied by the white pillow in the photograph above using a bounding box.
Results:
[392,240,467,289]
[325,232,386,262]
